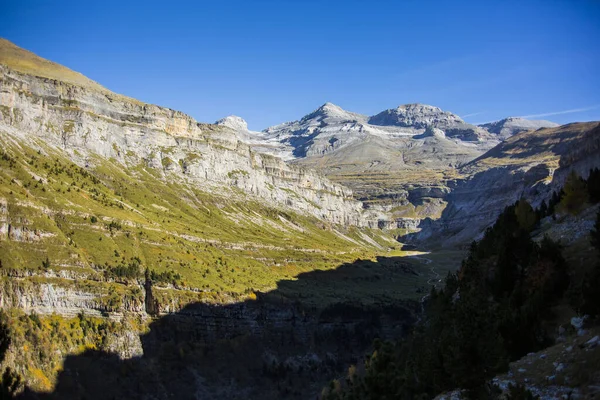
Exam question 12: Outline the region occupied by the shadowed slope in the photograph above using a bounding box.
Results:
[403,122,600,246]
[15,255,444,400]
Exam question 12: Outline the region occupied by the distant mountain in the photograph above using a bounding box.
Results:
[258,102,495,161]
[215,103,563,226]
[369,103,492,142]
[234,103,497,225]
[259,102,370,159]
[479,117,559,139]
[231,103,566,228]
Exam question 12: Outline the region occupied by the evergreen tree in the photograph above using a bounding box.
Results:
[0,313,21,398]
[591,210,600,252]
[559,171,588,215]
[515,199,537,232]
[537,200,548,220]
[587,167,600,203]
[507,383,540,399]
[538,236,569,298]
[581,211,600,317]
[547,190,563,217]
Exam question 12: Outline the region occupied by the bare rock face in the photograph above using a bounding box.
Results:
[369,104,463,129]
[0,62,365,227]
[0,278,145,317]
[368,103,491,142]
[416,126,446,139]
[405,122,600,246]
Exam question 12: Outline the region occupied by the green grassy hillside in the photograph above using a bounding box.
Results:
[0,131,405,301]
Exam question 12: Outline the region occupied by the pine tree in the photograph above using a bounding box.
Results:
[547,189,564,217]
[560,171,588,215]
[515,199,537,232]
[537,200,548,219]
[587,168,600,203]
[591,210,600,251]
[581,211,600,317]
[0,312,21,398]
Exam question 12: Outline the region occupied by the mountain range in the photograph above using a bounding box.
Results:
[216,102,561,230]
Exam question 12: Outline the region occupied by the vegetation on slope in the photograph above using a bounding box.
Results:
[0,132,421,393]
[0,313,21,399]
[0,134,400,301]
[323,170,600,399]
[0,38,138,103]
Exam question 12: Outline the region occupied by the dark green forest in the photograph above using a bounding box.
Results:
[323,169,600,399]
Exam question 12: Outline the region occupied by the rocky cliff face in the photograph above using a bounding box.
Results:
[0,276,146,317]
[247,102,495,229]
[405,122,600,246]
[11,293,417,400]
[0,63,365,226]
[0,262,419,399]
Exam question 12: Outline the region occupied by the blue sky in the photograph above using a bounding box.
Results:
[2,0,599,130]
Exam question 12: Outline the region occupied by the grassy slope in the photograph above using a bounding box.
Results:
[0,38,141,104]
[0,133,458,392]
[0,132,404,300]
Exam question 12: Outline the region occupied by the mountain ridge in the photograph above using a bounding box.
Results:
[479,116,559,139]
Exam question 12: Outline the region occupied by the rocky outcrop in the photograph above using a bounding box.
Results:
[0,278,145,317]
[369,103,492,142]
[369,103,464,129]
[14,291,417,400]
[215,115,249,131]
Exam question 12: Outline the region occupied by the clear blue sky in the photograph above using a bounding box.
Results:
[2,0,599,130]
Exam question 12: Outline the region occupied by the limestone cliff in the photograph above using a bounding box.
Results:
[0,43,364,227]
[405,122,600,246]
